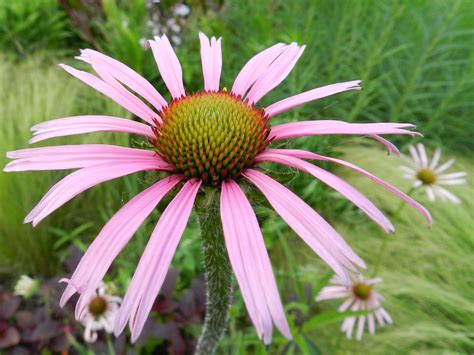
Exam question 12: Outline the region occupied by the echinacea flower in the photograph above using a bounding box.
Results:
[4,33,431,343]
[401,143,467,203]
[13,275,39,299]
[79,283,121,343]
[316,275,392,340]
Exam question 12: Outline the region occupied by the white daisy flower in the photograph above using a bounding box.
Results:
[401,143,467,204]
[79,283,121,343]
[316,275,392,341]
[14,275,39,298]
[173,4,190,17]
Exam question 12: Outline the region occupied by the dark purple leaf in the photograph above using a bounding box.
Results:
[0,293,21,319]
[0,326,20,349]
[178,290,196,319]
[15,311,35,330]
[7,345,31,355]
[50,333,69,352]
[30,320,63,341]
[161,268,178,297]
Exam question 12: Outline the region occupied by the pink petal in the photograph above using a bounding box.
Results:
[429,148,441,169]
[245,44,306,105]
[254,151,395,233]
[29,115,155,144]
[115,179,201,342]
[199,32,222,91]
[268,149,432,226]
[59,64,159,125]
[231,43,286,97]
[25,160,169,226]
[148,35,185,99]
[5,144,162,171]
[221,180,292,343]
[243,169,366,284]
[408,145,421,166]
[416,143,428,168]
[61,175,181,311]
[77,49,167,111]
[356,315,366,340]
[269,120,418,141]
[265,80,362,117]
[368,135,400,156]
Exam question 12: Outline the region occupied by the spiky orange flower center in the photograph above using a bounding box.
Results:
[417,168,436,185]
[353,283,371,300]
[88,296,108,317]
[153,91,270,185]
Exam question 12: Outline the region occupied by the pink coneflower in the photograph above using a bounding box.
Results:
[316,275,392,340]
[4,33,431,344]
[400,143,467,203]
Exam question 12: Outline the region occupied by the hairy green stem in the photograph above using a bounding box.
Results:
[195,188,233,355]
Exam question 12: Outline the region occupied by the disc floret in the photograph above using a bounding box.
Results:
[352,283,371,300]
[416,168,436,185]
[153,91,270,185]
[88,296,108,317]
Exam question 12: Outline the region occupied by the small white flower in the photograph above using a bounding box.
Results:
[401,143,467,204]
[167,18,181,33]
[173,4,190,17]
[316,274,392,341]
[80,283,121,343]
[14,275,39,298]
[171,35,182,46]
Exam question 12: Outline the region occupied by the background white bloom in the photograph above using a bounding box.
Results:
[79,283,122,343]
[401,143,467,203]
[14,275,39,298]
[316,274,392,340]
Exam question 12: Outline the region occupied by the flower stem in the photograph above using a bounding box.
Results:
[195,188,233,355]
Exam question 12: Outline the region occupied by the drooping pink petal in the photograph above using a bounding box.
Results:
[231,43,286,97]
[269,120,418,141]
[60,175,181,312]
[199,32,222,91]
[433,186,461,204]
[243,169,366,284]
[265,80,362,117]
[245,44,306,105]
[5,144,162,171]
[77,49,167,111]
[221,180,292,343]
[29,115,155,144]
[148,35,186,99]
[267,149,432,226]
[25,160,170,226]
[114,179,201,342]
[59,64,160,125]
[368,135,400,156]
[254,151,395,233]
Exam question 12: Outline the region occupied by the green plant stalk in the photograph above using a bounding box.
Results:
[195,188,233,355]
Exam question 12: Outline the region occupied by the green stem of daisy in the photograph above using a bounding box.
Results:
[195,187,233,355]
